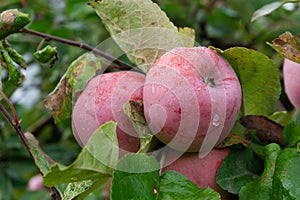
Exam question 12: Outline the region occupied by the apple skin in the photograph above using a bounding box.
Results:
[161,148,230,198]
[143,47,241,152]
[72,76,100,147]
[72,71,145,154]
[283,58,300,108]
[27,174,45,191]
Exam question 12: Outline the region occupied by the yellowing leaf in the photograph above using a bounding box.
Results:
[0,9,30,40]
[44,53,102,122]
[268,32,300,64]
[89,0,195,72]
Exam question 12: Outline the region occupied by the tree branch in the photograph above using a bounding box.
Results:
[0,106,33,162]
[19,28,134,70]
[0,90,61,200]
[0,90,32,158]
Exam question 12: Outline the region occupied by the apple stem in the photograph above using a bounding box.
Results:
[204,76,216,87]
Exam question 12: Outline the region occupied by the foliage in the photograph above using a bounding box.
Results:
[89,0,195,72]
[220,47,281,116]
[0,0,300,200]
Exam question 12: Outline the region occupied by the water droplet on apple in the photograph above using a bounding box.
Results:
[212,114,220,126]
[173,57,181,65]
[151,84,155,94]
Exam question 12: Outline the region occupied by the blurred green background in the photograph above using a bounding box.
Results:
[0,0,299,199]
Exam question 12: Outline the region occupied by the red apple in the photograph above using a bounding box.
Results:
[143,47,241,153]
[72,76,100,147]
[72,71,145,154]
[283,58,300,108]
[161,148,230,198]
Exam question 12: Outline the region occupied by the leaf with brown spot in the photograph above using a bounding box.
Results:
[216,134,251,148]
[123,100,154,153]
[89,0,195,73]
[0,9,30,40]
[268,32,300,64]
[44,53,102,123]
[241,115,284,146]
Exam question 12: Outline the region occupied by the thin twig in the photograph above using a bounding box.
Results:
[0,90,19,126]
[0,90,33,157]
[0,102,31,156]
[0,94,61,200]
[19,28,134,70]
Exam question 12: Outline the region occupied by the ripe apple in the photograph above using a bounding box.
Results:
[72,71,145,154]
[143,47,241,152]
[72,76,100,147]
[283,58,300,108]
[161,148,230,198]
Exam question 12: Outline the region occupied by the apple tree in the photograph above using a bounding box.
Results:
[0,0,300,200]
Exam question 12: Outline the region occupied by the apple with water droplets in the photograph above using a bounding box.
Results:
[143,47,242,152]
[72,71,145,155]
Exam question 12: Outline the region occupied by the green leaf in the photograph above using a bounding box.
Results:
[89,0,195,72]
[25,132,56,174]
[251,2,282,22]
[216,148,264,194]
[44,53,102,122]
[43,121,118,186]
[33,45,57,63]
[273,144,300,199]
[4,41,26,69]
[0,9,30,40]
[63,180,94,200]
[269,110,296,127]
[123,100,153,153]
[0,48,24,85]
[268,32,300,64]
[77,183,106,200]
[24,132,64,198]
[239,143,281,200]
[62,179,108,200]
[158,171,221,200]
[111,153,160,200]
[251,1,300,22]
[283,109,300,146]
[222,47,281,116]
